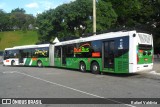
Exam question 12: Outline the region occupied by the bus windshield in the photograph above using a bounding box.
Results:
[138,44,152,50]
[3,50,19,60]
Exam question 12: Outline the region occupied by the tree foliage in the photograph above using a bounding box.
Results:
[0,8,35,31]
[36,0,160,49]
[11,8,26,13]
[0,10,10,31]
[96,0,117,32]
[36,0,117,42]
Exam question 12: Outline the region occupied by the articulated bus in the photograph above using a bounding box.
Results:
[3,44,55,67]
[3,30,153,73]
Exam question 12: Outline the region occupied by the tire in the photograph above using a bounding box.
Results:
[11,60,16,66]
[79,62,86,72]
[37,60,43,67]
[91,62,100,74]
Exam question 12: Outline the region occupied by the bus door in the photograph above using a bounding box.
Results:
[19,50,24,63]
[103,41,115,70]
[62,46,67,66]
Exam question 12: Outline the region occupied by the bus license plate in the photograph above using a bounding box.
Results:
[144,65,148,67]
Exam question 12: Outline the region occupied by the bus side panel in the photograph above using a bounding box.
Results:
[38,58,50,66]
[66,58,79,69]
[54,58,61,67]
[114,52,129,73]
[113,36,129,73]
[3,58,19,66]
[23,58,50,66]
[107,36,129,73]
[65,58,102,71]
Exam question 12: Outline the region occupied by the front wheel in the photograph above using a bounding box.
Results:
[79,62,86,72]
[11,60,16,66]
[37,60,43,67]
[91,62,100,74]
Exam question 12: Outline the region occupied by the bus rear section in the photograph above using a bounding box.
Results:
[129,33,153,73]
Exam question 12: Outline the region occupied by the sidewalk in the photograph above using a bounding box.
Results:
[0,56,3,64]
[153,58,160,73]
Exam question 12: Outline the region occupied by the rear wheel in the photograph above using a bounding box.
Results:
[91,62,100,74]
[79,62,86,72]
[37,60,43,67]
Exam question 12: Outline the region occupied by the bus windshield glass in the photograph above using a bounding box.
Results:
[138,44,152,50]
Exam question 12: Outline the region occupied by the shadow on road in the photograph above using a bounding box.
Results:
[101,72,139,77]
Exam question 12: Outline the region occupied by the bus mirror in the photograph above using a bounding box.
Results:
[133,34,136,37]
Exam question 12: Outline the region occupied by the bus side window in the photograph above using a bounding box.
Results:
[67,44,74,57]
[32,49,38,58]
[55,46,61,58]
[91,40,102,57]
[4,51,8,56]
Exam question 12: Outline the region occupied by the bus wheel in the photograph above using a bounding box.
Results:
[11,60,16,66]
[91,62,100,74]
[79,62,86,72]
[37,60,43,67]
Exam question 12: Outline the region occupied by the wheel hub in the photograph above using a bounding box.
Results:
[81,65,84,71]
[93,65,97,71]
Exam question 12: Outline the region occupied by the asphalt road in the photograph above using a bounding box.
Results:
[0,65,160,107]
[153,59,160,73]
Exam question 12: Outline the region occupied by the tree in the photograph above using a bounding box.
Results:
[107,0,142,28]
[149,0,160,50]
[36,0,117,42]
[25,14,35,29]
[11,12,26,30]
[11,8,25,13]
[96,0,117,32]
[0,10,10,31]
[10,8,35,30]
[36,0,160,49]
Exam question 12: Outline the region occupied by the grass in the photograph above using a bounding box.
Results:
[0,30,39,50]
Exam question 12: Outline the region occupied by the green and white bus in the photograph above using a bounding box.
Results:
[54,30,153,73]
[3,30,153,73]
[3,44,55,67]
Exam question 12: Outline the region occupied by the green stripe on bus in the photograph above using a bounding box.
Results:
[25,58,31,65]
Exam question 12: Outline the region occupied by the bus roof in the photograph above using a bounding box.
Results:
[4,44,50,50]
[54,30,137,46]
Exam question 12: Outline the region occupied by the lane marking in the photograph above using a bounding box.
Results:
[15,71,135,107]
[149,71,160,76]
[2,71,17,74]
